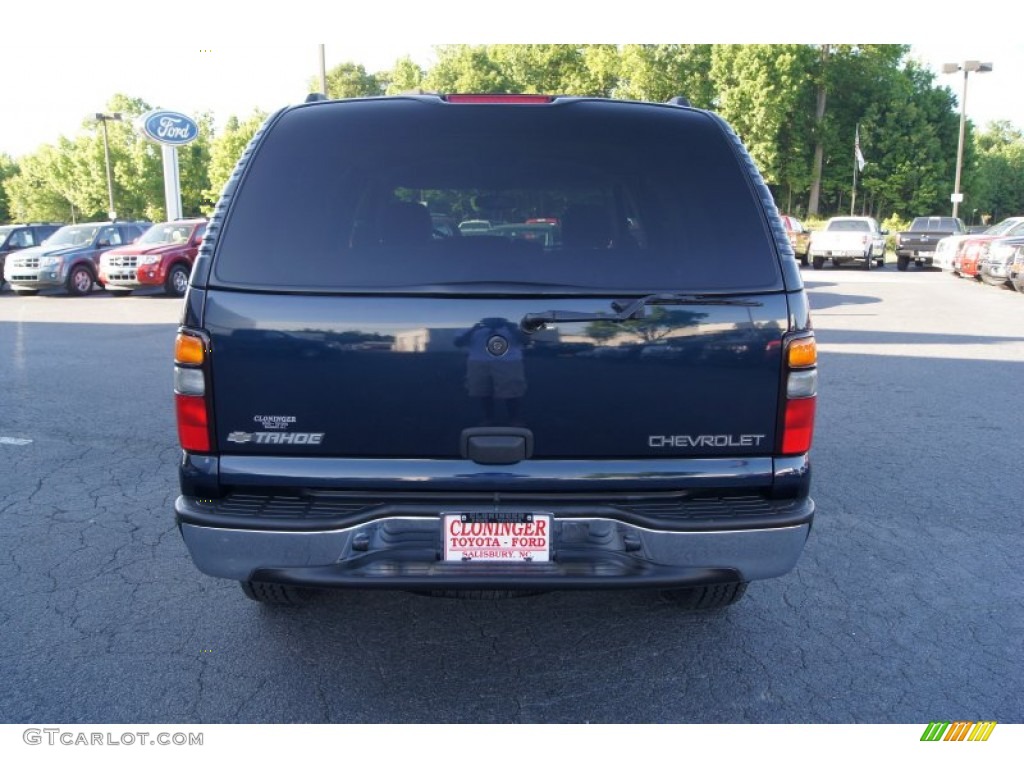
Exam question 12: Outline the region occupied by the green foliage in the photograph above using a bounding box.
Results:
[310,62,383,99]
[970,121,1024,221]
[881,213,911,250]
[203,111,268,214]
[177,113,214,218]
[423,46,515,93]
[383,57,426,95]
[5,140,83,222]
[0,154,17,222]
[616,45,713,105]
[424,44,620,96]
[857,61,960,219]
[712,45,817,196]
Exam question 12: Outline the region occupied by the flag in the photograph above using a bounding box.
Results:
[855,126,866,172]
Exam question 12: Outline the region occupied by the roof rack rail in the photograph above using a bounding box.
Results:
[666,96,691,107]
[305,92,328,103]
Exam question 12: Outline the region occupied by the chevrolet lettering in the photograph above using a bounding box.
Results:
[173,92,818,609]
[648,434,767,449]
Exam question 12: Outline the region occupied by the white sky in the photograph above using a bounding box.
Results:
[1,3,1021,158]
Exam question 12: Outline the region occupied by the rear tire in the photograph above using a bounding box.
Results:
[897,255,910,271]
[240,580,313,605]
[812,256,824,270]
[660,581,748,609]
[863,249,872,270]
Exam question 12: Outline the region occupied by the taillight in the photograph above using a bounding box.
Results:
[175,395,210,452]
[174,330,211,453]
[781,335,817,455]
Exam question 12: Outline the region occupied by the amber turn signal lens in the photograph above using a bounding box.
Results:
[175,333,205,365]
[787,337,817,368]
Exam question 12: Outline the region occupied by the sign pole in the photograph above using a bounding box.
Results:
[138,110,199,220]
[162,145,182,220]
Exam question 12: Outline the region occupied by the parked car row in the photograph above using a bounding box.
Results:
[934,216,1024,293]
[0,218,206,297]
[777,212,1024,291]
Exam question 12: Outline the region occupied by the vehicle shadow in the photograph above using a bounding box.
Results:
[806,291,881,311]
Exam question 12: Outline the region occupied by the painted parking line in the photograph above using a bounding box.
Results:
[0,437,33,445]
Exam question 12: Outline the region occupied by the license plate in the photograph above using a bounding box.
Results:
[442,513,550,562]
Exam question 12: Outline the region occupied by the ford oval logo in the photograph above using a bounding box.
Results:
[140,110,199,146]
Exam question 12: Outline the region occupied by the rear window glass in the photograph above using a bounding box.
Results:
[213,99,781,293]
[826,220,871,232]
[911,218,958,231]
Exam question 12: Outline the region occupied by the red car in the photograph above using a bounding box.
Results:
[99,219,206,297]
[956,238,988,279]
[780,215,811,265]
[952,218,1024,278]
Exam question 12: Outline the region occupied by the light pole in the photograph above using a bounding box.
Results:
[94,112,123,220]
[942,61,992,220]
[319,44,327,95]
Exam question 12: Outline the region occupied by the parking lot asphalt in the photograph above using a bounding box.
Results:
[0,270,1021,724]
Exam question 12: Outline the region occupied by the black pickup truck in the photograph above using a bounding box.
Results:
[895,216,966,271]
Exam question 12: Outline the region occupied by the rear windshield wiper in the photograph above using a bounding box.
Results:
[520,293,763,333]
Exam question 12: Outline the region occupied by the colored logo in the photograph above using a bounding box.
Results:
[139,111,199,146]
[920,721,996,742]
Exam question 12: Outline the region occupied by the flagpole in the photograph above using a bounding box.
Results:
[851,123,858,215]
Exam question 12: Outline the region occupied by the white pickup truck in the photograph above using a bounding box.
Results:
[808,216,887,270]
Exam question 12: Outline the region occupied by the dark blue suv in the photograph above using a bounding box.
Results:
[173,94,817,607]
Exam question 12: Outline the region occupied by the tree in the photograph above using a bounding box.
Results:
[175,112,214,218]
[710,45,816,212]
[616,45,713,106]
[4,141,82,222]
[423,45,515,93]
[807,44,831,217]
[857,61,960,219]
[310,62,384,99]
[382,56,426,95]
[806,45,911,216]
[971,121,1024,221]
[203,111,268,214]
[0,154,17,222]
[50,93,166,221]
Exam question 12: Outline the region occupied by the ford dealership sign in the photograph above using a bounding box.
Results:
[140,110,199,146]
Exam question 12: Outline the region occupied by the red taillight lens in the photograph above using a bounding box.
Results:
[175,331,210,452]
[781,334,817,456]
[176,394,210,453]
[782,397,816,455]
[445,94,552,104]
